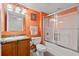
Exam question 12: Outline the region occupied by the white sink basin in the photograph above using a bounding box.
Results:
[2,36,29,42]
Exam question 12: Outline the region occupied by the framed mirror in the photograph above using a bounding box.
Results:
[7,10,25,32]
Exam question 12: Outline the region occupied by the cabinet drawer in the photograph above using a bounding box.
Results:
[17,39,30,56]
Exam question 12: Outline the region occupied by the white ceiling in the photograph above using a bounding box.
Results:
[22,3,79,14]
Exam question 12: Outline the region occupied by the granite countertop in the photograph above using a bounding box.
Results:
[0,35,30,43]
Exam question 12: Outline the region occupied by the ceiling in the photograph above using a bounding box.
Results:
[22,3,79,14]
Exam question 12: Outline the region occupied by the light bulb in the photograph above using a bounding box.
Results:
[7,4,13,11]
[15,7,21,13]
[50,19,58,22]
[21,8,27,15]
[59,21,63,23]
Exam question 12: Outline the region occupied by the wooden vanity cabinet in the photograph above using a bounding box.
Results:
[2,39,30,56]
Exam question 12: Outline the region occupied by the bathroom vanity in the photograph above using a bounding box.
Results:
[0,4,31,56]
[0,35,30,56]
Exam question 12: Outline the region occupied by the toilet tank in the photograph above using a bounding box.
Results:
[31,37,41,45]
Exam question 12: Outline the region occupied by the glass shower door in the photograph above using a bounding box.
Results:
[57,12,79,51]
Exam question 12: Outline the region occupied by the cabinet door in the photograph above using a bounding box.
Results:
[2,41,17,56]
[17,39,30,56]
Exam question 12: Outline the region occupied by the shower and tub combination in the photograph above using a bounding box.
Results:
[43,6,79,55]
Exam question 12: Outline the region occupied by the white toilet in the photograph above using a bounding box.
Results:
[32,37,46,56]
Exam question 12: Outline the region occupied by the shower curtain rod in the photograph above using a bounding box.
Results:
[46,6,76,17]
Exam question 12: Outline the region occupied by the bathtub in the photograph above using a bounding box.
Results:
[45,41,79,56]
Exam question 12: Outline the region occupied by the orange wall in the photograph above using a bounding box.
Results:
[25,9,48,38]
[58,6,77,16]
[39,12,48,43]
[25,9,41,37]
